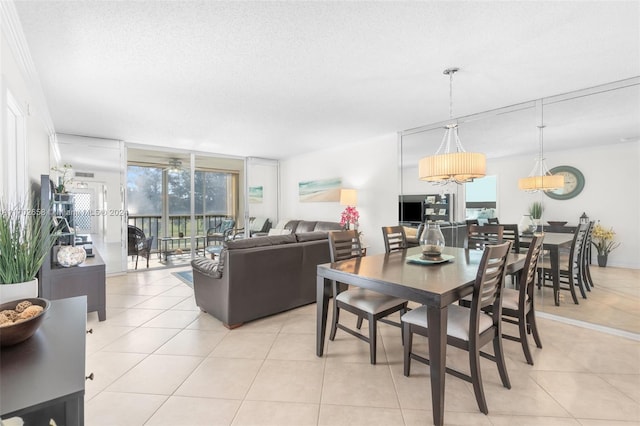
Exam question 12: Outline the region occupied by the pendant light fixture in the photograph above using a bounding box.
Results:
[419,67,486,184]
[518,104,564,192]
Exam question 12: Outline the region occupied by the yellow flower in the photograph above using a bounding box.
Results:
[592,223,620,255]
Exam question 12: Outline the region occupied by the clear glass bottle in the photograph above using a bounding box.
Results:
[519,214,536,234]
[420,222,445,258]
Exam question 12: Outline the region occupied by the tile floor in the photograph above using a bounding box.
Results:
[83,265,639,425]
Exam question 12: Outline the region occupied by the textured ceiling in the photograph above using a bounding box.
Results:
[13,1,640,160]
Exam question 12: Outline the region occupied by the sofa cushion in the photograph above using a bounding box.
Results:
[296,231,330,242]
[268,228,292,236]
[314,221,344,232]
[226,234,296,249]
[295,221,318,233]
[191,258,222,279]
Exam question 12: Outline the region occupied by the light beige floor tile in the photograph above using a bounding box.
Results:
[103,308,165,327]
[576,419,640,425]
[246,359,324,403]
[133,295,189,309]
[145,396,241,426]
[209,331,277,359]
[487,415,581,425]
[598,373,640,404]
[158,285,194,297]
[318,404,405,426]
[230,314,287,334]
[86,324,136,355]
[324,332,388,364]
[186,312,230,331]
[322,361,399,408]
[171,297,200,311]
[106,354,203,395]
[231,400,319,426]
[85,351,147,400]
[175,357,263,399]
[402,408,492,426]
[141,309,201,328]
[85,391,167,426]
[106,293,154,308]
[280,313,317,334]
[154,328,227,356]
[101,327,180,353]
[267,332,324,362]
[530,371,640,421]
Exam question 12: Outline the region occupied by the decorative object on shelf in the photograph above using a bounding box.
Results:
[518,102,564,192]
[56,245,87,267]
[547,221,568,227]
[419,67,486,184]
[0,198,56,303]
[518,215,536,235]
[339,189,359,230]
[50,163,74,194]
[0,297,50,346]
[579,212,589,224]
[528,201,543,225]
[419,222,445,258]
[544,165,585,200]
[591,222,620,267]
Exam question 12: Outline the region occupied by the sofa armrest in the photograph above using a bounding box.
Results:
[191,258,222,279]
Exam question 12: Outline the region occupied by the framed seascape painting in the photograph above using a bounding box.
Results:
[248,186,263,203]
[298,178,342,202]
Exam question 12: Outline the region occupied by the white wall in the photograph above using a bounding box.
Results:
[1,9,51,198]
[282,136,639,268]
[280,133,398,255]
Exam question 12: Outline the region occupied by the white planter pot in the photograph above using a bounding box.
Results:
[0,278,39,304]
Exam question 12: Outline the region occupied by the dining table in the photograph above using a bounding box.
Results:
[521,232,574,306]
[316,246,527,426]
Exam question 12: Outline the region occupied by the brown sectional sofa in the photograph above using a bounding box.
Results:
[191,220,342,328]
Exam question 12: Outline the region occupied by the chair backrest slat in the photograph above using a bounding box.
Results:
[329,230,363,262]
[501,224,521,253]
[382,226,407,253]
[467,224,504,251]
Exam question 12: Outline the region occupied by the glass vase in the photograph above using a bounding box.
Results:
[519,214,536,235]
[420,222,445,258]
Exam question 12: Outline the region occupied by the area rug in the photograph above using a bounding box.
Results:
[172,271,193,288]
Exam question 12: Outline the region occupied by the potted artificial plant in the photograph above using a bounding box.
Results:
[529,201,543,225]
[0,198,55,303]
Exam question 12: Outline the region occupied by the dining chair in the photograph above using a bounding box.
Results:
[487,218,500,224]
[467,224,504,251]
[328,230,408,364]
[581,221,595,290]
[402,241,513,415]
[381,226,408,253]
[501,234,544,365]
[538,223,588,304]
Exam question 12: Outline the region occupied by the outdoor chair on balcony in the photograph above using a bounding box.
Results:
[206,219,236,246]
[127,225,154,269]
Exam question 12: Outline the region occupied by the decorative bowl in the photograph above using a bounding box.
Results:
[547,221,568,227]
[0,298,50,347]
[57,245,87,267]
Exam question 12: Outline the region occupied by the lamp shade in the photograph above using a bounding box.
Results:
[419,151,486,183]
[517,174,564,191]
[340,189,357,206]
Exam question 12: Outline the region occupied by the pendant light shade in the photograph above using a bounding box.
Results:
[419,68,486,184]
[518,122,564,192]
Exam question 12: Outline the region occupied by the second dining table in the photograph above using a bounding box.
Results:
[521,232,575,306]
[316,245,527,426]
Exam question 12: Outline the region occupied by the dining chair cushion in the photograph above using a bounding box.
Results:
[501,288,529,311]
[402,305,493,341]
[336,289,407,315]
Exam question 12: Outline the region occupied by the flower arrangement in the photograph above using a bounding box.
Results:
[50,163,73,194]
[592,223,620,256]
[340,206,360,229]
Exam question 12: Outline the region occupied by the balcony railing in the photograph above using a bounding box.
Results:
[128,214,232,252]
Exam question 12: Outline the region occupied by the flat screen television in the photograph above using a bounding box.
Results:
[399,201,423,223]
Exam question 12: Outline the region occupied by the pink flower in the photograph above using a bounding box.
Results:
[340,206,360,227]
